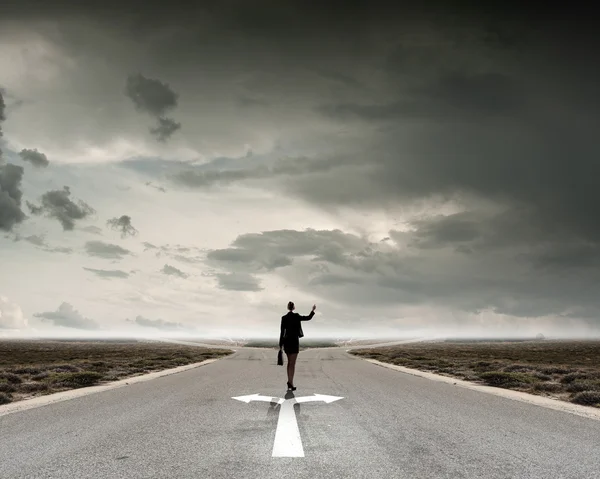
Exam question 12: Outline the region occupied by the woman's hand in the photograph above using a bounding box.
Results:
[312,304,317,312]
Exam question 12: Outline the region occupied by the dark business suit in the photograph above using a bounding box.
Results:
[279,310,315,354]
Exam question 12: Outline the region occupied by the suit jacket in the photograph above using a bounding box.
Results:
[279,310,315,348]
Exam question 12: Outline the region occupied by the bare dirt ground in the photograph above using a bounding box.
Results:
[351,340,600,408]
[0,339,231,405]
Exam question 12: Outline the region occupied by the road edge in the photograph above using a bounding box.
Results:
[358,357,600,421]
[0,358,222,418]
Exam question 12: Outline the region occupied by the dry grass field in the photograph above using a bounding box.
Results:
[0,339,232,405]
[351,340,600,408]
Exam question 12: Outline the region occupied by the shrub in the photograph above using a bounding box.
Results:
[571,391,600,407]
[566,380,600,393]
[0,372,22,384]
[19,382,50,393]
[503,364,532,373]
[0,382,16,393]
[49,364,80,373]
[540,366,572,375]
[533,382,563,393]
[48,372,104,388]
[0,392,12,405]
[561,373,587,384]
[479,371,538,388]
[32,372,49,381]
[11,367,41,375]
[473,361,492,368]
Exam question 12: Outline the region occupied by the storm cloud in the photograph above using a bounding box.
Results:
[0,89,5,155]
[2,2,600,335]
[207,227,600,322]
[215,273,263,292]
[0,92,27,232]
[0,163,26,231]
[107,215,138,238]
[161,264,188,278]
[83,267,130,278]
[14,233,73,254]
[125,73,182,142]
[19,148,49,168]
[27,186,95,230]
[85,240,132,259]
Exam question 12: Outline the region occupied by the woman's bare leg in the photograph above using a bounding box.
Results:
[286,353,298,385]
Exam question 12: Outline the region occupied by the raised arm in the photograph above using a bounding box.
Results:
[299,305,317,321]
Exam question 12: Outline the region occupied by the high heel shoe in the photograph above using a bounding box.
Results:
[287,381,296,391]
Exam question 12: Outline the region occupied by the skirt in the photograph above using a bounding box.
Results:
[283,336,300,354]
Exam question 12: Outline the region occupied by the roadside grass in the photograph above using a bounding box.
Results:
[244,339,338,349]
[0,339,231,404]
[350,340,600,408]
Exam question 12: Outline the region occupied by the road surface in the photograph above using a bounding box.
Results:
[1,348,599,478]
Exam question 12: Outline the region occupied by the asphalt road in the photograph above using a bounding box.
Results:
[1,347,600,478]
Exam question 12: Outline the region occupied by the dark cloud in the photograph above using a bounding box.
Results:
[0,89,26,232]
[150,117,181,143]
[47,246,73,254]
[18,148,50,168]
[24,234,45,247]
[215,273,263,292]
[83,267,130,278]
[319,72,525,121]
[107,215,138,238]
[3,1,600,326]
[125,73,181,142]
[0,89,5,123]
[161,264,188,278]
[207,227,600,321]
[145,182,166,193]
[127,315,185,331]
[125,73,178,117]
[0,90,5,160]
[81,225,103,235]
[27,186,95,230]
[170,154,352,189]
[206,229,367,275]
[85,240,131,259]
[0,163,26,232]
[14,233,73,254]
[172,254,204,264]
[34,302,101,330]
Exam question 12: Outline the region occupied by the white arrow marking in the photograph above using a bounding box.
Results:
[232,393,344,457]
[295,393,343,404]
[232,393,284,404]
[272,398,303,457]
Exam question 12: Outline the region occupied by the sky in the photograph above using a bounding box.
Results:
[1,1,599,339]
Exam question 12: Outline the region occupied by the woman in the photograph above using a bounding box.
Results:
[279,301,316,390]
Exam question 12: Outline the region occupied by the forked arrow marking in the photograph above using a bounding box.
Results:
[232,393,343,457]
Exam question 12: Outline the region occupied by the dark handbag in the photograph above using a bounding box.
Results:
[277,349,284,366]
